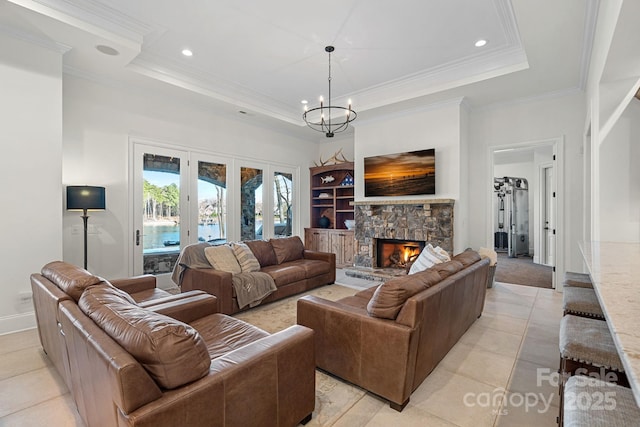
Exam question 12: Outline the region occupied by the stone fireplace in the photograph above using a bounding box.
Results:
[352,199,454,270]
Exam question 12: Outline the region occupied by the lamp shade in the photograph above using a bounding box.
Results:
[66,186,106,210]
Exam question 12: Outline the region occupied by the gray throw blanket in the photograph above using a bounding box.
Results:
[171,242,212,286]
[232,272,277,309]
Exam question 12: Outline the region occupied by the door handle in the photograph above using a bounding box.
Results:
[136,230,140,246]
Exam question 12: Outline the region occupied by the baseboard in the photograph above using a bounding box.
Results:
[0,311,36,336]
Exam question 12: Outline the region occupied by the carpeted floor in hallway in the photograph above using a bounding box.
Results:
[494,252,553,289]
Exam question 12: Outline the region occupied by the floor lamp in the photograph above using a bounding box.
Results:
[66,186,106,270]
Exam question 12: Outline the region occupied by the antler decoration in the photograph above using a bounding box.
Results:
[314,148,351,167]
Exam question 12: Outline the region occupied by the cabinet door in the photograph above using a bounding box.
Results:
[330,230,354,267]
[305,229,329,252]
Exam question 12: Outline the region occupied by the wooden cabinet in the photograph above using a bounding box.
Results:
[305,228,354,268]
[306,162,355,267]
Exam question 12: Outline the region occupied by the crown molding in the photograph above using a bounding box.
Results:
[63,65,319,144]
[477,86,584,112]
[127,52,303,126]
[8,0,150,49]
[346,44,528,113]
[0,23,71,53]
[354,97,467,127]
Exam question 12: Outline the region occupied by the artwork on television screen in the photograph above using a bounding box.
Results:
[364,148,435,197]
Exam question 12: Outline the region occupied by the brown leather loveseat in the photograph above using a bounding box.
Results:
[31,261,316,427]
[297,250,489,412]
[179,236,335,315]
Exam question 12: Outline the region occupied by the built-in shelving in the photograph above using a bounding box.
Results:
[309,162,354,229]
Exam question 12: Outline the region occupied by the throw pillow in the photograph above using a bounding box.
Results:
[409,244,443,275]
[367,270,441,319]
[204,245,242,274]
[270,236,305,264]
[79,283,210,390]
[429,245,451,262]
[230,242,261,272]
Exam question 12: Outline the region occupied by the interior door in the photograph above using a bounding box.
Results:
[132,144,189,285]
[544,166,555,266]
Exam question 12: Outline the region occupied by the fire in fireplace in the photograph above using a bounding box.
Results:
[376,239,425,269]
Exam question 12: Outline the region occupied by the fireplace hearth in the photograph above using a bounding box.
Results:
[376,239,425,269]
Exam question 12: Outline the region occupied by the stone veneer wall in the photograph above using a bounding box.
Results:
[354,199,455,268]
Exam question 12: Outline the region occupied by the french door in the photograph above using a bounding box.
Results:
[132,142,235,286]
[132,144,189,282]
[131,141,297,286]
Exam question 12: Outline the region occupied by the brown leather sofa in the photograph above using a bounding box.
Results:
[31,261,316,427]
[297,250,489,412]
[180,236,336,315]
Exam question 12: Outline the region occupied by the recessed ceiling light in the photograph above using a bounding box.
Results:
[301,100,308,105]
[182,49,193,57]
[96,45,119,56]
[475,39,487,47]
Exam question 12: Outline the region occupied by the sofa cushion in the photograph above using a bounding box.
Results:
[260,264,306,287]
[245,240,279,267]
[230,242,261,273]
[284,259,331,277]
[190,313,269,360]
[204,245,242,274]
[451,249,481,268]
[367,270,442,320]
[429,260,464,279]
[270,236,305,264]
[79,283,210,390]
[409,244,444,275]
[41,261,103,302]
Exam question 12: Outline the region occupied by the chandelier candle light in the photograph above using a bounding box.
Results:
[303,46,357,137]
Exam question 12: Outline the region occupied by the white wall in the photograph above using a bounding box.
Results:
[599,100,640,242]
[469,91,586,275]
[354,99,466,252]
[316,134,355,166]
[62,75,319,281]
[0,35,63,333]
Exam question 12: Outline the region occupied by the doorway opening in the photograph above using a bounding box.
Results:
[490,139,563,289]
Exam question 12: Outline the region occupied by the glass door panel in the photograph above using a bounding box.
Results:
[240,166,263,240]
[197,160,227,245]
[274,171,293,237]
[135,150,187,276]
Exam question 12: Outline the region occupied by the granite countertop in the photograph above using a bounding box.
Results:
[579,241,640,407]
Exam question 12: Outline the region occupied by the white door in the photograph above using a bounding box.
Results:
[543,166,555,266]
[132,144,189,286]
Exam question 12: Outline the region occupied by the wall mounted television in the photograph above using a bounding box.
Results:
[364,148,435,197]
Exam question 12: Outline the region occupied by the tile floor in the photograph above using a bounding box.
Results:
[0,274,563,426]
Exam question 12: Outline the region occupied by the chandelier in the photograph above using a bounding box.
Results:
[303,46,357,137]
